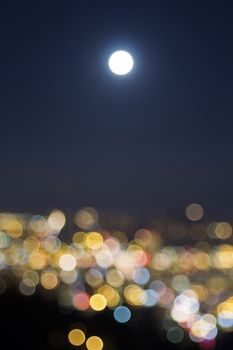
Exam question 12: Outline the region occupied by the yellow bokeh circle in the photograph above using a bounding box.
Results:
[68,329,85,346]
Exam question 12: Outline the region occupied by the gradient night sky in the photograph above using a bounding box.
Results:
[1,0,233,218]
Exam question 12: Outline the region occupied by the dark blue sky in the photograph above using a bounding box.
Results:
[0,0,233,218]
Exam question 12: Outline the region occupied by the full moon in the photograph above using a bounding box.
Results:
[108,50,134,75]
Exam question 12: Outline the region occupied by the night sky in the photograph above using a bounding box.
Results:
[1,0,233,218]
[1,2,233,350]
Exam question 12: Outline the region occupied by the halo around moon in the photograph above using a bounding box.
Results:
[108,50,134,75]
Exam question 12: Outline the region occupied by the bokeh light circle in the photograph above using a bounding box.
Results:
[114,306,131,323]
[68,329,86,346]
[86,336,103,350]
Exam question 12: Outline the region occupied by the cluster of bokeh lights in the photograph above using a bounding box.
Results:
[68,330,103,350]
[0,204,233,348]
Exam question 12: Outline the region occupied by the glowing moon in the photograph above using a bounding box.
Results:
[108,50,134,75]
